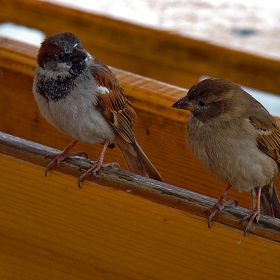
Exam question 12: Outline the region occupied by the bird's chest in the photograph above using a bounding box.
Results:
[187,118,279,191]
[34,73,116,143]
[49,95,116,143]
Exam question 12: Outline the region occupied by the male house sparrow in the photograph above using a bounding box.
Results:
[33,32,162,187]
[172,78,280,235]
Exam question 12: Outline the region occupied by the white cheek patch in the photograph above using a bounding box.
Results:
[97,86,109,95]
[36,65,69,80]
[57,62,71,71]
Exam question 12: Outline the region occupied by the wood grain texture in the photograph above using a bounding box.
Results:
[1,0,280,93]
[1,132,280,279]
[1,132,280,240]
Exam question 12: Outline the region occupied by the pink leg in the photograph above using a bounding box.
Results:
[207,185,237,228]
[241,186,261,237]
[45,139,88,176]
[78,139,120,188]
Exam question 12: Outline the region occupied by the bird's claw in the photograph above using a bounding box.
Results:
[44,154,65,177]
[44,150,88,176]
[106,162,120,169]
[206,199,238,229]
[78,161,121,188]
[44,165,51,177]
[240,209,260,237]
[78,164,101,188]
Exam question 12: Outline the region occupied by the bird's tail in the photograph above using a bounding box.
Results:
[252,183,280,218]
[117,139,162,182]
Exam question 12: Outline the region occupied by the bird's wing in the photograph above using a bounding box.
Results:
[249,103,280,164]
[91,59,136,144]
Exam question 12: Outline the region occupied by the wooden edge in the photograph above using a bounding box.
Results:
[1,131,280,242]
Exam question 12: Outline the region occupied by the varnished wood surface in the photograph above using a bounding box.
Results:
[1,0,280,94]
[1,132,280,279]
[1,131,280,240]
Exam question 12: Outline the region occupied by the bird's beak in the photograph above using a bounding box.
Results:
[71,48,87,64]
[171,97,194,111]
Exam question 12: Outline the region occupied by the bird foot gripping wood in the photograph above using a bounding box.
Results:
[45,139,88,176]
[78,161,120,188]
[207,186,262,236]
[206,185,238,229]
[206,199,238,229]
[77,139,120,188]
[240,208,260,237]
[240,187,262,237]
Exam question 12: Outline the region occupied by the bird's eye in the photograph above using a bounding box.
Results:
[198,100,206,106]
[198,100,206,107]
[58,53,65,60]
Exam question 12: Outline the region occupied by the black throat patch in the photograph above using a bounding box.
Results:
[36,74,76,102]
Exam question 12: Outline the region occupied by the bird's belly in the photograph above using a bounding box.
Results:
[188,134,279,192]
[37,95,117,144]
[60,109,117,144]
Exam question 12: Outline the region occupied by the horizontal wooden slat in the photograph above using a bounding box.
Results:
[2,131,280,238]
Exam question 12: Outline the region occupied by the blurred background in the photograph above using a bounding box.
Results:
[44,0,280,59]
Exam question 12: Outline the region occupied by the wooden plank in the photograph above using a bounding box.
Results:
[1,132,280,240]
[0,0,280,94]
[1,132,280,279]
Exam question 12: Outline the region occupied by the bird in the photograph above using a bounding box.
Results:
[32,32,162,187]
[172,77,280,236]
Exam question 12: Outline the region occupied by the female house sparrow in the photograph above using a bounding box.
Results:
[172,78,280,236]
[33,32,162,187]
